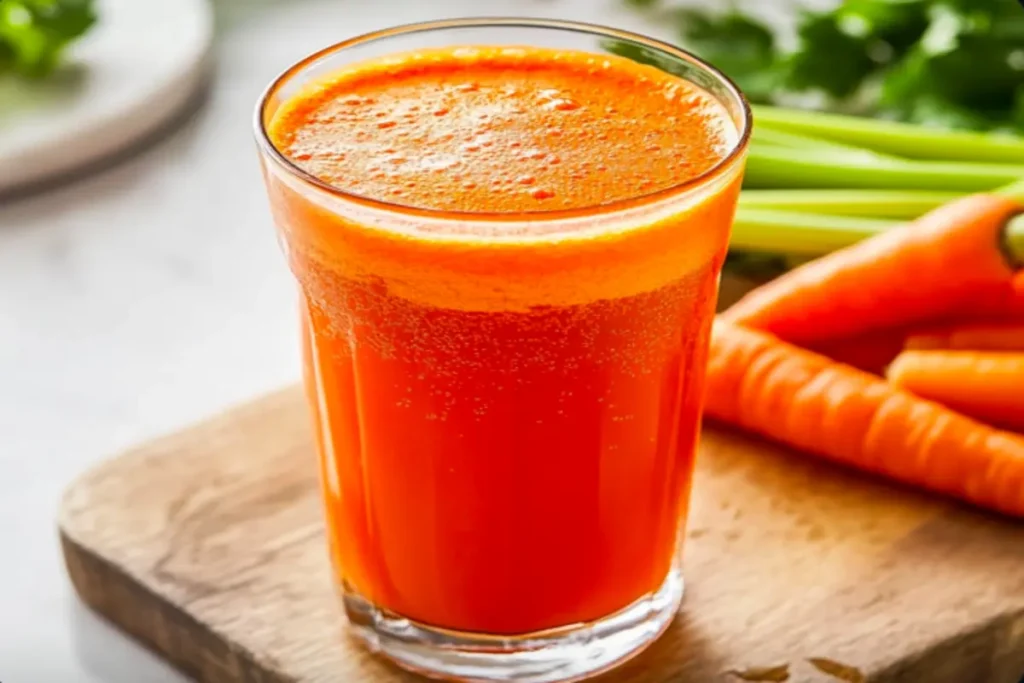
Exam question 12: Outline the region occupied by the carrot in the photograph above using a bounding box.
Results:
[812,318,1024,372]
[887,350,1024,432]
[805,327,908,375]
[721,194,1024,344]
[705,321,1024,516]
[904,321,1024,351]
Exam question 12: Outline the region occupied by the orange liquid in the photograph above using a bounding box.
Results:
[264,46,743,635]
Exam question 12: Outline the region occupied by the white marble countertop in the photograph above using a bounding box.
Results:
[0,1,672,680]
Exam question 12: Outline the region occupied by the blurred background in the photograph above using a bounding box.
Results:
[2,0,1023,681]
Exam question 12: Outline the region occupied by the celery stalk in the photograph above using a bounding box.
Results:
[739,189,962,219]
[744,144,1024,192]
[997,178,1024,201]
[751,127,897,161]
[733,208,1024,263]
[731,208,893,254]
[733,195,1024,263]
[752,105,1024,163]
[751,127,823,148]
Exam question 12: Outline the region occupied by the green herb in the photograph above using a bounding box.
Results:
[629,0,1024,132]
[0,0,96,78]
[608,5,1024,277]
[784,0,929,100]
[670,9,779,102]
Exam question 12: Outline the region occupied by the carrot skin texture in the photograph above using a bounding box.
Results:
[806,327,908,374]
[798,318,1024,374]
[887,350,1024,431]
[705,322,1024,517]
[722,194,1024,344]
[905,322,1024,351]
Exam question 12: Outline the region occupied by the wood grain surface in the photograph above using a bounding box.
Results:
[59,385,1024,683]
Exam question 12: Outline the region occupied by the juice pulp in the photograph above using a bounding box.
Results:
[264,46,743,635]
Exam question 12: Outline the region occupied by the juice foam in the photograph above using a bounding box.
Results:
[269,45,737,219]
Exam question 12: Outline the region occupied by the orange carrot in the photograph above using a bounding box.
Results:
[811,318,1024,372]
[904,321,1024,351]
[705,321,1024,516]
[722,194,1024,344]
[806,327,908,375]
[887,350,1024,431]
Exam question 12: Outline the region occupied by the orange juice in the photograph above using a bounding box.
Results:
[259,35,745,644]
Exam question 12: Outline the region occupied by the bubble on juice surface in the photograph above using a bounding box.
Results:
[272,46,737,223]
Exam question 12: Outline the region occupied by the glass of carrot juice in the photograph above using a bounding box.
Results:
[254,18,749,683]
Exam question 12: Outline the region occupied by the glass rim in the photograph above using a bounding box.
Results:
[253,16,752,223]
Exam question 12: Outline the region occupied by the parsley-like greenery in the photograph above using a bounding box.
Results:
[628,0,1024,133]
[0,0,96,78]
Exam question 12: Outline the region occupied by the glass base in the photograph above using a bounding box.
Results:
[341,567,684,683]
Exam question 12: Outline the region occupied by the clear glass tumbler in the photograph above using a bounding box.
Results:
[255,18,749,683]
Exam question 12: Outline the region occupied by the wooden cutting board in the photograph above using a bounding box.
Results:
[59,385,1024,683]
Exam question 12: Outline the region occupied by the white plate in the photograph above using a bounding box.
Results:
[0,0,213,194]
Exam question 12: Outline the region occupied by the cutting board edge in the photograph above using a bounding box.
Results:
[56,386,309,682]
[61,518,1024,683]
[55,383,1024,683]
[61,528,291,683]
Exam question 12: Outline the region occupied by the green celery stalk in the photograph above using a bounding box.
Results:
[997,178,1024,201]
[751,127,897,161]
[733,208,1024,262]
[731,208,893,254]
[744,144,1024,192]
[751,127,822,148]
[733,178,1024,262]
[734,195,1024,262]
[739,189,962,219]
[752,105,1024,164]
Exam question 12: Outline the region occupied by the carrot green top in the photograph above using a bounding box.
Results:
[262,46,745,310]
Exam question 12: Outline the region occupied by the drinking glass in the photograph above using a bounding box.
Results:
[255,18,750,683]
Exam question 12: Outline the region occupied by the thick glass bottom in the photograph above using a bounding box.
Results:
[341,566,684,683]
